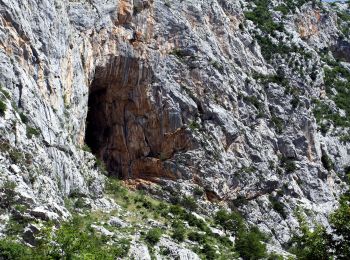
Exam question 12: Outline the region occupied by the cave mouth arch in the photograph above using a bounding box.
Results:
[84,55,157,179]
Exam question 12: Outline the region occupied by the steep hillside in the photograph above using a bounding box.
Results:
[0,0,349,258]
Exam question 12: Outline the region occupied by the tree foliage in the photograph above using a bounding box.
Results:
[290,192,350,259]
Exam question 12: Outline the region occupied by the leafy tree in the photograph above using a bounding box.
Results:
[235,227,267,260]
[290,224,329,260]
[171,221,186,242]
[0,100,6,116]
[289,194,350,260]
[329,193,350,259]
[145,228,162,245]
[0,239,33,260]
[214,209,245,234]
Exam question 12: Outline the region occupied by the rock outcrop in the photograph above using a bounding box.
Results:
[0,0,349,254]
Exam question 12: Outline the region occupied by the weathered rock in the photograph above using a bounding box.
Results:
[22,224,40,246]
[156,237,201,260]
[128,243,151,260]
[109,216,129,228]
[91,224,114,237]
[0,0,348,254]
[29,207,60,222]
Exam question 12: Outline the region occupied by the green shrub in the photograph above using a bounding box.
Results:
[0,100,6,116]
[193,186,204,197]
[231,195,248,208]
[159,246,171,256]
[74,198,90,209]
[1,214,130,259]
[290,224,329,260]
[95,157,107,173]
[155,202,169,217]
[269,195,287,219]
[180,196,198,211]
[315,61,350,128]
[6,217,29,236]
[235,228,267,260]
[280,157,297,173]
[243,96,263,110]
[145,228,162,245]
[51,217,109,258]
[271,115,284,134]
[329,194,350,259]
[268,252,285,260]
[169,204,185,216]
[339,134,350,143]
[274,4,289,15]
[202,242,218,259]
[0,180,17,208]
[188,231,205,243]
[0,85,11,99]
[321,153,333,171]
[0,239,33,260]
[209,59,224,72]
[82,144,91,152]
[105,178,128,197]
[189,121,200,130]
[344,166,350,185]
[20,112,29,123]
[214,209,245,234]
[14,204,28,213]
[217,235,233,247]
[170,49,185,59]
[244,0,284,34]
[289,193,350,259]
[171,221,186,242]
[9,149,25,164]
[183,213,208,231]
[26,127,41,138]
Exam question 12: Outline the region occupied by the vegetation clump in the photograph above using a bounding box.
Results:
[26,127,41,139]
[290,192,350,259]
[244,0,284,34]
[145,228,163,245]
[171,221,186,242]
[314,57,350,129]
[269,195,287,219]
[0,100,6,116]
[0,215,131,259]
[235,227,268,260]
[280,157,297,173]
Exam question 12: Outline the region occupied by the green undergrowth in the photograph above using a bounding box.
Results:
[105,178,241,259]
[0,214,130,260]
[0,177,278,259]
[0,85,10,116]
[337,9,350,36]
[289,192,350,259]
[0,139,33,165]
[313,56,350,136]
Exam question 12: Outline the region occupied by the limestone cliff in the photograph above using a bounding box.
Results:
[0,0,349,258]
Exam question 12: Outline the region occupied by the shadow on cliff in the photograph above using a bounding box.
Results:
[85,55,191,182]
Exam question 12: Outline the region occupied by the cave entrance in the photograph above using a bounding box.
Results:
[84,56,156,179]
[85,85,109,166]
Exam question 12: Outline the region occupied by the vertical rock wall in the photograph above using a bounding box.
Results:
[0,0,349,244]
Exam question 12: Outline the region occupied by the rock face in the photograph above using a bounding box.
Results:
[0,0,349,250]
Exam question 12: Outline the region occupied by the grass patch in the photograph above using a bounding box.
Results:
[26,127,41,139]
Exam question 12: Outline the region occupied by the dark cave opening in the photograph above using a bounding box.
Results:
[84,56,156,179]
[85,87,107,157]
[84,56,192,183]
